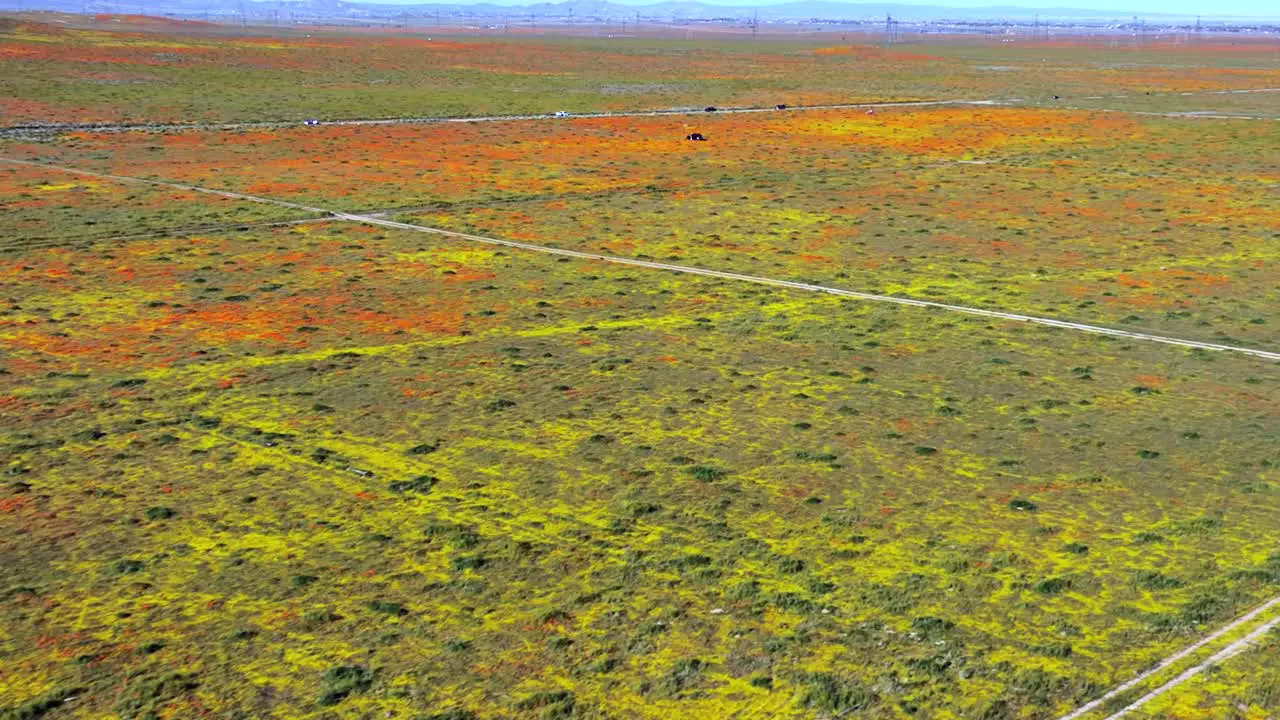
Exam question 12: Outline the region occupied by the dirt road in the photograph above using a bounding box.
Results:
[1056,594,1280,720]
[4,155,1278,363]
[0,99,993,138]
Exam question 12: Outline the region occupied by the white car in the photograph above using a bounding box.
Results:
[554,111,570,118]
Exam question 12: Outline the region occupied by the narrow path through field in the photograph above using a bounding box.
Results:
[1062,107,1280,121]
[1056,594,1280,720]
[4,154,1278,363]
[3,85,1277,137]
[0,98,993,137]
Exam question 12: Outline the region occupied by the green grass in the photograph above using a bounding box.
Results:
[3,222,1278,717]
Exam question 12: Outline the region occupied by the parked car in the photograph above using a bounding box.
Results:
[704,106,718,112]
[775,103,788,110]
[554,111,571,118]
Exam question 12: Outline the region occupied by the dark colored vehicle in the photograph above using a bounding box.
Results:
[775,104,788,110]
[686,132,707,141]
[704,106,718,112]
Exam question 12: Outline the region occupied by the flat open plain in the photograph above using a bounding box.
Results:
[2,15,1279,720]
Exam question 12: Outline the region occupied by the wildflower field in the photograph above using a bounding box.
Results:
[3,14,1280,124]
[2,15,1279,720]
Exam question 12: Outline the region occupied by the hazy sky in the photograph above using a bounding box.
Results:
[371,0,1274,17]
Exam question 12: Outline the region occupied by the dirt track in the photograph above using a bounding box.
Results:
[0,99,992,138]
[4,154,1278,364]
[1057,594,1280,720]
[4,85,1276,138]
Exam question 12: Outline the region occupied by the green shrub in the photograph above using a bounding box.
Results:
[451,555,486,571]
[539,609,572,625]
[318,666,371,706]
[776,557,805,574]
[911,616,956,636]
[1170,516,1224,536]
[669,554,713,569]
[661,659,705,696]
[1032,641,1073,658]
[417,711,476,720]
[625,501,660,516]
[772,593,816,614]
[686,465,727,482]
[367,600,408,616]
[7,686,85,720]
[1035,577,1071,594]
[112,673,198,718]
[112,559,144,575]
[799,672,874,714]
[1181,593,1230,624]
[71,428,107,442]
[1133,570,1184,590]
[906,652,954,676]
[303,610,340,624]
[807,579,836,594]
[389,475,437,494]
[863,581,919,614]
[514,690,574,711]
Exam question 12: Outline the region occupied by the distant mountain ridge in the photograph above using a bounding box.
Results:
[6,0,1273,24]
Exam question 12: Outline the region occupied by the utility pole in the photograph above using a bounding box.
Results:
[752,9,758,38]
[884,13,895,45]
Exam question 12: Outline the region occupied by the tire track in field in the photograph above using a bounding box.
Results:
[3,154,1279,363]
[1056,594,1280,720]
[0,98,993,137]
[4,85,1276,137]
